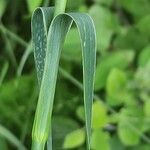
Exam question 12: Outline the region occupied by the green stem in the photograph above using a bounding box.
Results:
[31,140,45,150]
[43,0,50,7]
[54,0,68,16]
[0,61,9,87]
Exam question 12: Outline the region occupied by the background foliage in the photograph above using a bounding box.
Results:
[0,0,150,149]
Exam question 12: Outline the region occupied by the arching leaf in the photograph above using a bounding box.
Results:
[31,7,96,150]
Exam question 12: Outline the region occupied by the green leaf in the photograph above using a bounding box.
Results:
[76,105,85,122]
[0,75,34,129]
[118,107,144,146]
[63,28,81,62]
[144,100,150,117]
[52,116,79,149]
[92,101,108,129]
[76,101,108,129]
[109,135,125,150]
[91,129,110,150]
[95,50,134,90]
[120,0,150,21]
[63,129,85,149]
[106,68,127,106]
[138,45,150,67]
[89,5,120,53]
[135,62,150,92]
[31,7,96,149]
[114,27,149,51]
[137,14,150,38]
[118,122,140,146]
[27,0,42,13]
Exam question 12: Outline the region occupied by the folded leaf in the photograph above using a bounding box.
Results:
[31,7,96,149]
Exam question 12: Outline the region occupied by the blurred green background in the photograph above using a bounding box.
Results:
[0,0,150,149]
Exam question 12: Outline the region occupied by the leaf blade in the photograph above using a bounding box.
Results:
[31,8,96,150]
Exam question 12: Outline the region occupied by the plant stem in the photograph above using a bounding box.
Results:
[54,0,68,16]
[31,140,44,150]
[43,0,50,7]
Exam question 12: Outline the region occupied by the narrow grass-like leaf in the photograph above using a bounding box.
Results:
[0,61,9,86]
[0,25,17,68]
[0,124,26,150]
[17,42,32,77]
[31,7,96,149]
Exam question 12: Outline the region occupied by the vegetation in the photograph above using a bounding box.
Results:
[31,0,96,149]
[0,0,150,150]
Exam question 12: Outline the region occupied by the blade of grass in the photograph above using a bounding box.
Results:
[47,1,67,149]
[0,61,9,86]
[31,7,96,150]
[0,25,17,68]
[0,124,27,150]
[31,7,55,150]
[32,7,54,85]
[0,23,27,47]
[17,41,32,76]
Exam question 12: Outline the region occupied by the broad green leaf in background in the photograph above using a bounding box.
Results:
[136,15,150,38]
[120,0,150,21]
[109,135,125,150]
[76,105,85,122]
[27,0,43,13]
[31,7,96,149]
[137,14,150,38]
[91,129,110,150]
[76,101,108,129]
[118,107,144,146]
[95,50,134,90]
[63,28,81,62]
[63,129,85,149]
[114,27,149,51]
[92,101,108,129]
[135,62,150,93]
[144,100,150,117]
[106,68,127,106]
[138,45,150,67]
[89,5,120,53]
[52,116,79,149]
[118,122,140,146]
[0,75,35,130]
